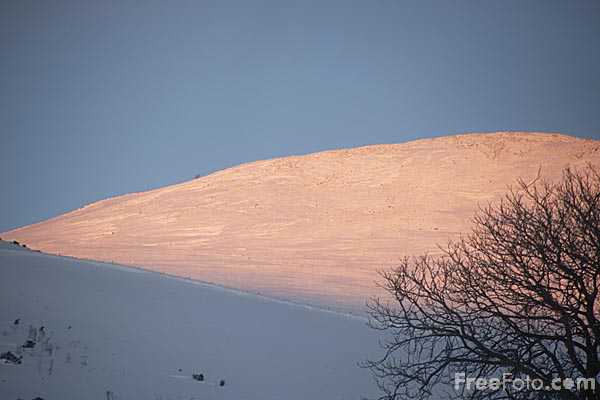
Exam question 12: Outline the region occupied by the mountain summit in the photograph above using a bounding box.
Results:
[3,132,599,311]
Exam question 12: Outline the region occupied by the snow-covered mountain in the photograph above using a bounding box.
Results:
[3,132,599,312]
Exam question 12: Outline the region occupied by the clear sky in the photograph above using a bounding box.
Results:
[1,0,599,232]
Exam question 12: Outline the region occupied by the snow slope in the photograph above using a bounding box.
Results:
[3,132,599,313]
[0,242,380,399]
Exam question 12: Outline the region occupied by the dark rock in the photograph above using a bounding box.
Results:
[0,351,22,365]
[13,318,20,325]
[192,373,204,381]
[22,340,36,349]
[219,379,225,387]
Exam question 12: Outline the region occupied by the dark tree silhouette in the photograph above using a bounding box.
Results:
[365,166,600,400]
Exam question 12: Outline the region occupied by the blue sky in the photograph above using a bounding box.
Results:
[1,0,599,232]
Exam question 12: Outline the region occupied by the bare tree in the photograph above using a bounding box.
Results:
[365,166,600,400]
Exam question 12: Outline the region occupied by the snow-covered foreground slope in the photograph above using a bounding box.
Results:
[0,242,380,400]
